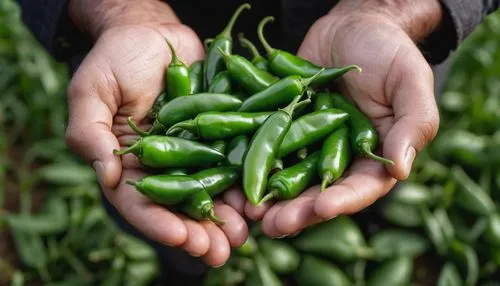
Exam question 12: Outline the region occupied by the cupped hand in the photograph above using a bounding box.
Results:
[65,19,248,266]
[245,1,440,237]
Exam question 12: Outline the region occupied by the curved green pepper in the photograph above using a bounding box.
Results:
[167,111,272,140]
[485,213,500,247]
[379,200,423,227]
[369,229,429,260]
[238,33,269,71]
[450,166,496,216]
[278,109,349,158]
[258,16,361,87]
[204,3,251,88]
[319,125,351,191]
[208,71,232,94]
[437,262,463,286]
[180,189,223,225]
[449,239,479,286]
[218,47,278,94]
[258,237,300,274]
[165,39,190,100]
[234,235,258,256]
[225,135,249,168]
[113,135,224,168]
[243,95,310,205]
[262,151,320,202]
[366,256,413,286]
[330,94,394,165]
[295,255,351,286]
[150,91,167,118]
[430,129,488,168]
[191,166,240,197]
[188,60,204,94]
[292,216,374,262]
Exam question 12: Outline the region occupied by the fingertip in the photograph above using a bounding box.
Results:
[181,219,210,257]
[201,222,231,267]
[244,200,273,221]
[214,204,248,247]
[275,197,320,235]
[222,188,246,215]
[314,186,345,219]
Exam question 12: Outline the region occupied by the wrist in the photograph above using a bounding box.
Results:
[329,0,443,43]
[68,0,180,40]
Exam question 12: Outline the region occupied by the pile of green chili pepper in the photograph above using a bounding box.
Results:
[115,3,394,222]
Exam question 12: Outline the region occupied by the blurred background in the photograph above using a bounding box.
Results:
[1,0,500,285]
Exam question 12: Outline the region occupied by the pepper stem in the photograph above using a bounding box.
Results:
[238,33,261,59]
[166,120,197,136]
[203,204,225,225]
[216,47,231,60]
[360,142,394,165]
[219,3,251,38]
[204,38,214,50]
[113,140,140,156]
[259,190,278,204]
[148,119,167,135]
[165,38,184,66]
[281,94,304,116]
[299,68,326,87]
[321,172,333,192]
[127,117,148,137]
[257,16,275,56]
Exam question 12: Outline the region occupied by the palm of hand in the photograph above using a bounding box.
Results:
[245,16,439,238]
[66,25,248,266]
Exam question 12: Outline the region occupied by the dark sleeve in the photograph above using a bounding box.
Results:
[16,0,91,61]
[421,0,500,64]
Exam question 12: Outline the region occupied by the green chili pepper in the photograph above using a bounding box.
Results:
[319,125,351,191]
[331,94,394,165]
[150,91,167,118]
[434,208,455,243]
[126,175,204,205]
[421,206,447,255]
[237,70,323,112]
[204,3,251,88]
[449,239,479,286]
[450,165,495,216]
[391,182,433,206]
[225,135,249,168]
[379,200,423,227]
[234,235,258,257]
[207,71,232,94]
[113,136,224,168]
[485,213,500,247]
[246,253,284,286]
[295,255,351,286]
[345,260,366,286]
[136,93,242,135]
[165,39,190,100]
[278,109,349,158]
[369,229,429,260]
[262,152,320,203]
[437,262,463,286]
[243,95,310,205]
[292,216,375,263]
[188,60,204,94]
[366,256,413,286]
[191,166,240,197]
[180,189,224,225]
[177,129,198,141]
[258,237,300,274]
[258,16,361,87]
[431,129,488,168]
[218,47,278,94]
[238,33,269,71]
[204,264,245,286]
[210,140,227,154]
[164,168,188,175]
[167,111,272,140]
[314,92,334,111]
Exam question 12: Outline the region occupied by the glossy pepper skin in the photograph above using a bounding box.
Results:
[238,71,322,112]
[314,92,334,111]
[262,152,320,203]
[238,33,269,71]
[295,255,351,286]
[330,93,394,165]
[208,71,232,94]
[126,175,203,205]
[366,256,414,286]
[191,166,240,197]
[188,60,204,94]
[180,190,224,225]
[138,93,242,135]
[204,3,250,88]
[258,237,300,274]
[209,140,227,154]
[113,136,225,168]
[258,16,361,87]
[167,111,272,140]
[164,168,188,175]
[277,109,349,158]
[225,135,249,168]
[243,95,310,205]
[319,125,351,191]
[218,47,278,94]
[165,39,191,100]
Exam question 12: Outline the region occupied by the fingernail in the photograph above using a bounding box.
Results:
[213,263,226,268]
[188,252,201,258]
[92,160,106,187]
[327,214,338,220]
[404,146,417,174]
[276,234,289,239]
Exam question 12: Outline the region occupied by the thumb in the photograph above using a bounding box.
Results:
[66,64,122,189]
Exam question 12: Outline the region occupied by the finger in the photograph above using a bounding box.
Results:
[314,159,397,219]
[222,188,246,215]
[200,222,231,267]
[103,169,188,246]
[384,47,439,180]
[179,217,210,257]
[260,201,289,238]
[244,200,274,221]
[213,204,248,247]
[274,190,323,235]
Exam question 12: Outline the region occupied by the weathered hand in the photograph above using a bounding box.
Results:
[245,0,441,237]
[65,0,247,266]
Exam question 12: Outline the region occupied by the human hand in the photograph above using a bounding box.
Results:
[245,0,442,237]
[65,0,248,266]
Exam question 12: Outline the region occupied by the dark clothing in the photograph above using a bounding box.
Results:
[16,0,500,65]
